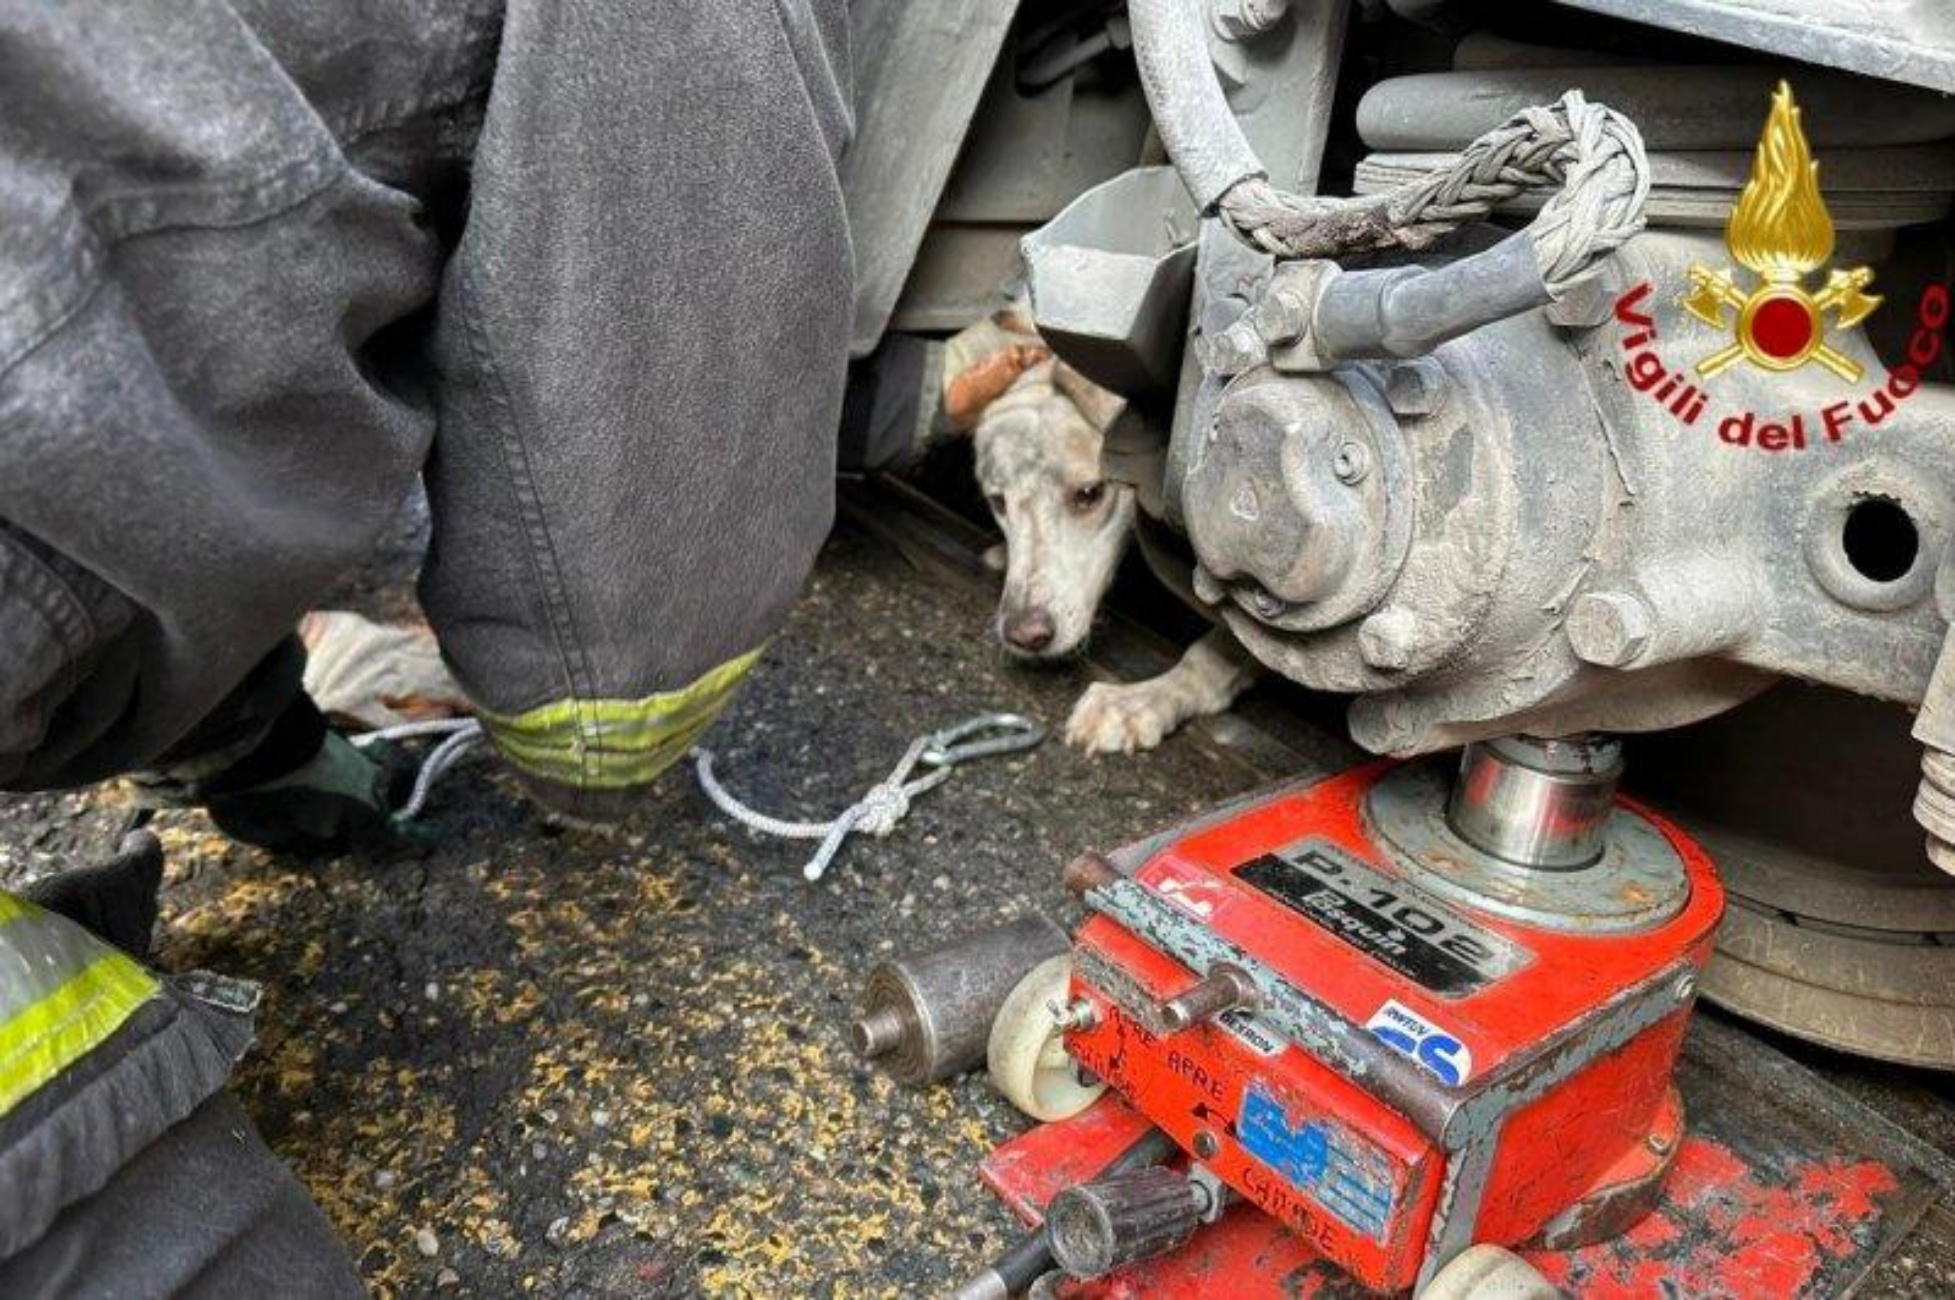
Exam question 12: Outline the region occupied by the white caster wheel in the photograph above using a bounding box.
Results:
[987,954,1105,1121]
[1417,1245,1558,1300]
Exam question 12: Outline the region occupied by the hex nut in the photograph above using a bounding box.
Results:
[1254,285,1311,347]
[1566,591,1654,668]
[1199,320,1267,377]
[1384,359,1447,416]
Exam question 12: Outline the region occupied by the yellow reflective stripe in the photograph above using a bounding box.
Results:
[478,647,761,789]
[0,950,158,1115]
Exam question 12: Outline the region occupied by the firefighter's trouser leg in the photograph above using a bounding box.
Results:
[420,1,854,817]
[0,1,852,815]
[0,890,360,1297]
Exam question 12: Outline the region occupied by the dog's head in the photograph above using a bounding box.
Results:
[955,327,1133,659]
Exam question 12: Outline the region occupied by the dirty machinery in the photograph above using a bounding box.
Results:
[842,0,1955,1293]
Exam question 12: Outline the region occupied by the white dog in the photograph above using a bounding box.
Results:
[939,309,1258,755]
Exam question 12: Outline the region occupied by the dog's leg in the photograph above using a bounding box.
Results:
[1065,627,1259,755]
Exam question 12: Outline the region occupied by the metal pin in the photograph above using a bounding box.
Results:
[1159,964,1259,1032]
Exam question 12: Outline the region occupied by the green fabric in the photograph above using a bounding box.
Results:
[478,648,761,789]
[203,731,395,851]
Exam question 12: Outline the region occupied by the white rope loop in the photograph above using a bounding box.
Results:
[692,713,1043,882]
[1218,90,1650,294]
[693,738,957,882]
[354,711,1044,881]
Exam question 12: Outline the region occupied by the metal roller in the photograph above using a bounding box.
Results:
[851,915,1070,1085]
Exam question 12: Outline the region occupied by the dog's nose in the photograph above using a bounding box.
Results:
[1004,609,1056,653]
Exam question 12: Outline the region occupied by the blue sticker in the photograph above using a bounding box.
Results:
[1238,1084,1395,1240]
[1366,999,1474,1087]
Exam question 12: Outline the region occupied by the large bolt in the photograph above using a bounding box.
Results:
[1566,591,1654,668]
[1915,750,1955,876]
[1197,320,1267,377]
[1211,0,1290,41]
[1253,284,1311,347]
[1384,358,1447,416]
[1358,607,1422,672]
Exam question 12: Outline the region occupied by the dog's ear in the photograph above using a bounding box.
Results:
[1051,361,1127,434]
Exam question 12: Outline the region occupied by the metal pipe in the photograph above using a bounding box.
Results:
[1310,234,1555,362]
[1063,851,1122,898]
[1158,964,1259,1032]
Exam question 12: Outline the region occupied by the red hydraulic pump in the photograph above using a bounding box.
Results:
[1049,735,1722,1292]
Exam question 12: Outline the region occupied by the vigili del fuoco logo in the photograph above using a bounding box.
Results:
[1611,81,1949,452]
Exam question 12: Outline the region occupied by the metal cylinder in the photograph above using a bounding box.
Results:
[1158,964,1258,1033]
[1063,851,1121,898]
[1445,734,1623,870]
[1046,1165,1205,1279]
[850,915,1070,1085]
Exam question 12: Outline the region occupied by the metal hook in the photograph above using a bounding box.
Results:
[920,712,1047,768]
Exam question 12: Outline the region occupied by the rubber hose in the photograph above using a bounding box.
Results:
[1125,0,1266,211]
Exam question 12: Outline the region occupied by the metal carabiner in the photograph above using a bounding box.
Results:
[920,711,1047,768]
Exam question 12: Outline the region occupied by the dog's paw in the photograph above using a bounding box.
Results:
[1065,681,1179,755]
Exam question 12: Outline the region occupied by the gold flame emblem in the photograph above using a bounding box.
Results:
[1683,81,1880,382]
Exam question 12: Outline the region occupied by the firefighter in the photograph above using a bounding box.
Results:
[0,0,851,1284]
[0,0,853,837]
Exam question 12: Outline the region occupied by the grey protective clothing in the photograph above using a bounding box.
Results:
[0,832,360,1296]
[0,1092,364,1299]
[0,0,854,813]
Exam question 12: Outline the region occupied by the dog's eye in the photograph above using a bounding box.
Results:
[986,493,1007,516]
[1070,482,1107,511]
